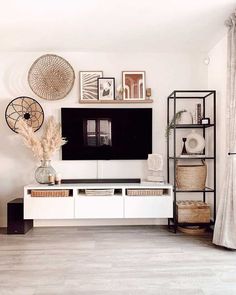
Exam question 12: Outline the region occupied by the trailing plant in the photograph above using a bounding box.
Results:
[165,110,187,137]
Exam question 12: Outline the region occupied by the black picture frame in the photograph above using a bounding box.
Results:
[97,77,115,100]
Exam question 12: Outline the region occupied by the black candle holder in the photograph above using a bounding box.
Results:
[181,137,187,155]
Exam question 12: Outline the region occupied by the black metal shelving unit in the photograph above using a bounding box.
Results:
[167,90,216,233]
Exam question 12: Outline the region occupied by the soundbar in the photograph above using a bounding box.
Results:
[61,178,141,184]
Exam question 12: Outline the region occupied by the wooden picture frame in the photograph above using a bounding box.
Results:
[122,71,146,100]
[79,71,103,101]
[98,77,115,100]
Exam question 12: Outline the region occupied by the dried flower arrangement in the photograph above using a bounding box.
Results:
[17,116,67,161]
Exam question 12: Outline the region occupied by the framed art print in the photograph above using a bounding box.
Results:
[98,77,115,100]
[79,71,103,101]
[122,71,146,100]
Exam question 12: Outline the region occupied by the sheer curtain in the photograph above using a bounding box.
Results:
[213,12,236,249]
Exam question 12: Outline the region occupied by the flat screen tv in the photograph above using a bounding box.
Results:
[61,108,152,160]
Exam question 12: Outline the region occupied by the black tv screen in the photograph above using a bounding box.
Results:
[61,108,152,160]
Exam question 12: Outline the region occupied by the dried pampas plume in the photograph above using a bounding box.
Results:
[17,116,67,161]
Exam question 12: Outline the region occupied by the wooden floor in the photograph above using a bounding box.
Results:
[0,226,235,295]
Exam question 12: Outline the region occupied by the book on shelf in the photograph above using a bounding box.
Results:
[179,154,205,158]
[194,103,202,124]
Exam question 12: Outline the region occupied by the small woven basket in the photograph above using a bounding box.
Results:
[127,189,163,196]
[31,190,70,197]
[176,160,207,190]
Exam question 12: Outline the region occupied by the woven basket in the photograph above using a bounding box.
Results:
[176,160,207,190]
[127,189,163,196]
[31,190,70,197]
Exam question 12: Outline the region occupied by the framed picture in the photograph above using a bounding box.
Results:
[122,71,146,100]
[98,78,115,100]
[79,71,103,101]
[201,117,210,125]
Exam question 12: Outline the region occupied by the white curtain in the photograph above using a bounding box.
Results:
[213,12,236,249]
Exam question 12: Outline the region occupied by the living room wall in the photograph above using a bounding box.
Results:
[0,51,207,227]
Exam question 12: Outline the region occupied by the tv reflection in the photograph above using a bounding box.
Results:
[84,118,112,147]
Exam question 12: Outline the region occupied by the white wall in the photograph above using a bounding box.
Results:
[207,35,227,207]
[0,51,207,227]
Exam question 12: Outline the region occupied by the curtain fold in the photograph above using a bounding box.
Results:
[213,12,236,249]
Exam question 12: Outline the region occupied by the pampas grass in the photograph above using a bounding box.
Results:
[17,116,67,161]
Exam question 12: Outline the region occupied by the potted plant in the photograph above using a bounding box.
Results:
[17,116,67,184]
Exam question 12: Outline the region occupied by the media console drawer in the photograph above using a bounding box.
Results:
[75,196,123,219]
[124,196,173,218]
[24,197,74,219]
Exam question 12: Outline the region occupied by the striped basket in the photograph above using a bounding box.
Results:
[31,190,70,197]
[127,189,163,196]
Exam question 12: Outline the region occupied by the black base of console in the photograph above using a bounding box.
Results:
[61,178,141,184]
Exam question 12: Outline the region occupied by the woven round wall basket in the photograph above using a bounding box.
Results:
[5,96,44,133]
[28,54,75,100]
[176,160,207,190]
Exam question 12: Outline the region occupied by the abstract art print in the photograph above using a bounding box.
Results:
[98,78,115,100]
[122,71,146,100]
[79,71,103,101]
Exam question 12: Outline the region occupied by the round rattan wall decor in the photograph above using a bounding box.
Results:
[28,54,75,100]
[5,96,44,133]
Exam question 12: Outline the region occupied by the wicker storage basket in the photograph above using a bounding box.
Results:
[31,190,70,197]
[126,189,163,196]
[85,189,114,196]
[176,160,207,190]
[176,200,210,223]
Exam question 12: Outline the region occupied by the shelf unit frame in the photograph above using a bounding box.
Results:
[167,90,216,233]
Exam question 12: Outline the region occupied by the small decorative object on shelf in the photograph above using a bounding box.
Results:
[55,173,62,185]
[5,96,44,133]
[28,54,75,100]
[181,138,188,155]
[185,130,205,154]
[146,88,152,99]
[116,84,124,100]
[201,117,210,125]
[146,154,164,183]
[79,71,103,101]
[48,173,55,186]
[122,71,146,100]
[98,77,115,100]
[17,116,67,184]
[178,111,193,125]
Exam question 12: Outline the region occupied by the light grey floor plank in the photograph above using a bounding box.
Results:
[0,226,235,295]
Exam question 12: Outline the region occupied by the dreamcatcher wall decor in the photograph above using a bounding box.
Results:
[5,96,44,133]
[28,54,75,100]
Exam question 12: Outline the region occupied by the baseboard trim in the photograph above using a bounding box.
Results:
[33,219,167,227]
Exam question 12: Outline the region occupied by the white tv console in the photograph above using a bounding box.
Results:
[24,183,173,220]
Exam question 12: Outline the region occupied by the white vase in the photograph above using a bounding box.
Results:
[185,130,205,154]
[179,112,193,124]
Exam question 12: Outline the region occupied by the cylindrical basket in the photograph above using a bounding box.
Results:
[176,160,207,190]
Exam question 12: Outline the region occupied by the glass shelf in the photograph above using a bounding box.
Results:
[174,187,214,193]
[170,124,214,129]
[168,156,214,160]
